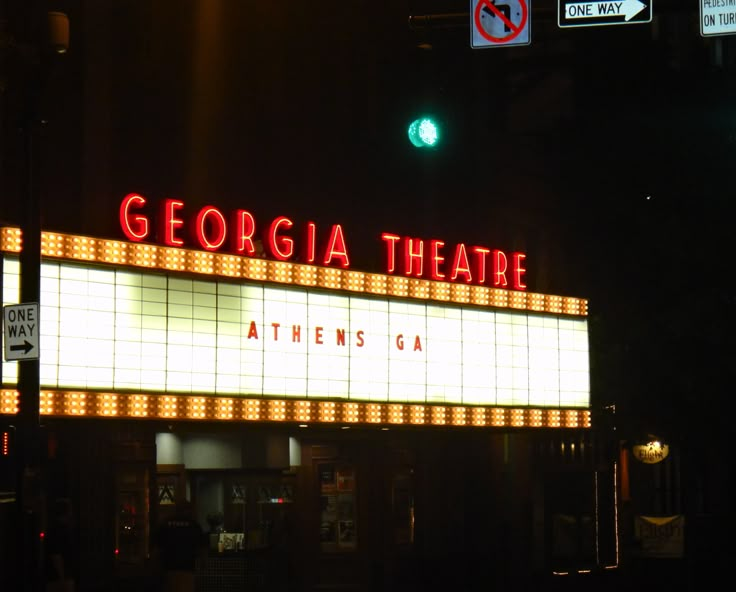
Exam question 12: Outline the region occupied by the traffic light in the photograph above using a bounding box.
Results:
[408,116,441,148]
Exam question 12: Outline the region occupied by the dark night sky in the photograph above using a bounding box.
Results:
[2,0,736,441]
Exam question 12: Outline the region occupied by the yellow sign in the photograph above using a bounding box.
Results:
[634,515,684,558]
[632,440,669,464]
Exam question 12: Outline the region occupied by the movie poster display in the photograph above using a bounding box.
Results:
[320,463,357,550]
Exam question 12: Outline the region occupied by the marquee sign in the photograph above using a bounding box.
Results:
[1,191,591,417]
[119,194,528,291]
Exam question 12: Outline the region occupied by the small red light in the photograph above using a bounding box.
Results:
[115,548,119,555]
[40,531,45,539]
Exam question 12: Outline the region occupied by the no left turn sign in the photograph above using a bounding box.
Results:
[471,0,531,48]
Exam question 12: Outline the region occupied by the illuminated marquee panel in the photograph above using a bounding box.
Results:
[1,255,590,408]
[0,389,590,429]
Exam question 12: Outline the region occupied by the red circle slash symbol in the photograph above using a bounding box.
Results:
[475,0,528,43]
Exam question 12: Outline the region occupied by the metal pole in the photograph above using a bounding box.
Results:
[18,71,43,592]
[18,33,42,430]
[14,3,47,590]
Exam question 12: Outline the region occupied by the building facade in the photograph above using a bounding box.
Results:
[1,203,614,591]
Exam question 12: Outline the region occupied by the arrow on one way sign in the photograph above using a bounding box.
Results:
[10,340,35,355]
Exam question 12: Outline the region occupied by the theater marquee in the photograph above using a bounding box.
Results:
[0,197,590,428]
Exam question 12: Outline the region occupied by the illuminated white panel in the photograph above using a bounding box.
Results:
[510,316,529,405]
[191,281,217,392]
[140,275,168,398]
[527,316,559,407]
[495,311,514,408]
[53,265,117,389]
[347,299,389,401]
[238,283,265,394]
[88,269,116,309]
[280,289,310,397]
[461,309,496,405]
[559,317,590,407]
[260,288,304,396]
[426,305,462,404]
[1,258,20,384]
[1,258,590,409]
[306,292,351,399]
[388,301,427,403]
[2,257,20,304]
[38,264,60,384]
[166,278,199,393]
[113,273,144,388]
[213,282,241,393]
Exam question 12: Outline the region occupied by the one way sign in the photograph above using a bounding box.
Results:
[3,303,40,361]
[558,0,652,27]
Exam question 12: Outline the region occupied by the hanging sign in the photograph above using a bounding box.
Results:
[470,0,531,48]
[558,0,652,28]
[700,0,736,37]
[632,439,669,464]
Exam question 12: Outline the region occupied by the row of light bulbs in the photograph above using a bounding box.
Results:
[0,389,590,429]
[1,227,588,316]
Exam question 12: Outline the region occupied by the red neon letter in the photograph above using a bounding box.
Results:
[493,249,508,287]
[195,206,227,251]
[512,252,527,290]
[429,240,445,280]
[381,233,401,273]
[267,216,294,260]
[473,247,490,285]
[305,222,317,264]
[450,243,472,283]
[323,224,350,268]
[160,199,185,246]
[233,210,256,255]
[120,193,149,241]
[404,238,424,277]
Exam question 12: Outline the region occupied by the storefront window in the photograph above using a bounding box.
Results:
[114,467,150,564]
[319,463,357,551]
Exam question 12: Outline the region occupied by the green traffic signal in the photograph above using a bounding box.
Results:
[408,117,440,148]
